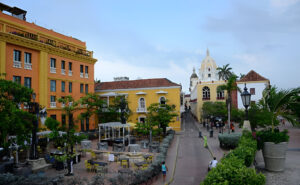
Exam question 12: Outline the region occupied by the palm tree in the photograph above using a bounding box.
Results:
[261,86,300,132]
[217,64,232,80]
[217,75,240,133]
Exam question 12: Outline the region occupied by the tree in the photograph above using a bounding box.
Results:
[201,102,226,120]
[217,75,240,133]
[261,86,300,132]
[146,102,178,136]
[0,79,34,154]
[97,96,131,123]
[55,95,81,175]
[248,102,274,131]
[217,64,232,80]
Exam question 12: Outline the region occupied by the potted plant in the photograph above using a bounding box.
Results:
[256,86,300,171]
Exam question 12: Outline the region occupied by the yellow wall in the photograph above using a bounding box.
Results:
[196,81,227,121]
[97,87,181,131]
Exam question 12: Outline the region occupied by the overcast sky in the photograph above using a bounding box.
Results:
[2,0,300,93]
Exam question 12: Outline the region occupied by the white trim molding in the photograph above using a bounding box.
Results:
[156,90,168,94]
[136,91,147,95]
[96,85,181,93]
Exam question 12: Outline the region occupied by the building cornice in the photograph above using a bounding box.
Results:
[96,85,181,93]
[0,32,97,64]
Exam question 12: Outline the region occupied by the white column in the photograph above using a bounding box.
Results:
[128,126,130,145]
[99,124,101,142]
[123,127,125,145]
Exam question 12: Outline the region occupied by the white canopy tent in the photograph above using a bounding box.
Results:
[98,122,131,145]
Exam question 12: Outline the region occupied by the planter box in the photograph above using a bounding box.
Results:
[263,142,287,172]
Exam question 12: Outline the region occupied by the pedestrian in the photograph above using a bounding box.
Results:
[208,157,218,171]
[161,161,168,181]
[230,123,235,132]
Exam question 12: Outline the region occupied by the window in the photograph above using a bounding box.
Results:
[85,66,88,74]
[61,60,65,69]
[160,97,166,105]
[139,117,145,123]
[68,62,72,71]
[61,81,65,92]
[69,114,73,126]
[24,52,31,64]
[50,58,56,68]
[81,119,85,132]
[50,80,56,92]
[80,84,84,93]
[86,117,89,131]
[24,77,31,89]
[250,88,255,95]
[139,98,145,108]
[50,115,56,120]
[61,114,66,126]
[85,84,88,94]
[202,86,210,100]
[217,89,224,99]
[50,95,56,102]
[80,65,84,73]
[13,50,21,61]
[208,68,210,72]
[69,82,72,93]
[13,76,21,84]
[208,74,211,77]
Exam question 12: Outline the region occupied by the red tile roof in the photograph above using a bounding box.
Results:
[239,70,269,82]
[95,78,181,91]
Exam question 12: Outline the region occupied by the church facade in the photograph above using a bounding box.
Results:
[189,49,269,122]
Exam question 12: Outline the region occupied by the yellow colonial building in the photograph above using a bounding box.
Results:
[95,78,182,131]
[189,49,229,121]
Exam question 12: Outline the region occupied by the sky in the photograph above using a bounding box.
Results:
[2,0,300,93]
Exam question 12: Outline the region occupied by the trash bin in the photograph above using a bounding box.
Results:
[210,129,213,137]
[199,131,202,138]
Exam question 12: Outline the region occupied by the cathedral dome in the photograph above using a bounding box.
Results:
[200,49,217,71]
[199,49,219,81]
[190,67,198,79]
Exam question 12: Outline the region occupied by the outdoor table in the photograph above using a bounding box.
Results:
[140,140,149,149]
[97,142,108,150]
[134,161,147,169]
[143,154,152,160]
[118,168,132,174]
[81,140,92,150]
[128,144,141,152]
[113,143,125,152]
[149,143,159,153]
[90,160,108,166]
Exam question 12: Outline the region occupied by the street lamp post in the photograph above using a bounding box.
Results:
[29,93,39,160]
[241,83,251,131]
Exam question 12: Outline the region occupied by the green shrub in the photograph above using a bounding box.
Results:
[256,129,289,150]
[202,130,265,185]
[218,133,242,149]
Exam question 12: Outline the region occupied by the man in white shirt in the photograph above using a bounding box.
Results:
[208,157,218,171]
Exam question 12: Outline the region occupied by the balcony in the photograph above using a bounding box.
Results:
[50,102,56,108]
[217,97,225,100]
[24,63,32,70]
[69,102,73,106]
[85,73,89,78]
[13,61,21,68]
[61,69,66,75]
[136,107,147,113]
[80,73,84,78]
[50,67,56,73]
[202,97,210,101]
[68,70,73,76]
[5,25,94,58]
[61,103,65,108]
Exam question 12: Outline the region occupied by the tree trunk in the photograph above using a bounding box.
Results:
[227,97,231,134]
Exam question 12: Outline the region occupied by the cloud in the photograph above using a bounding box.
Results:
[94,57,196,93]
[270,0,300,12]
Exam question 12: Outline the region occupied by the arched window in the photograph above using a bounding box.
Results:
[217,88,224,100]
[160,97,166,105]
[139,98,145,108]
[202,86,210,100]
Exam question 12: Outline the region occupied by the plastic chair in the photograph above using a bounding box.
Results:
[121,160,128,168]
[141,163,148,170]
[85,160,92,171]
[147,156,153,163]
[93,163,99,172]
[91,151,96,160]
